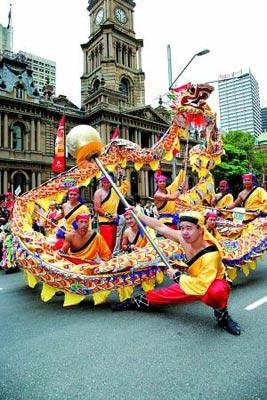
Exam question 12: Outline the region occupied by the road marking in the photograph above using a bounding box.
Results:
[245,296,267,311]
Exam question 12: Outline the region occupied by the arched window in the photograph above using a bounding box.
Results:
[93,79,100,92]
[119,78,129,97]
[13,172,27,194]
[11,122,25,151]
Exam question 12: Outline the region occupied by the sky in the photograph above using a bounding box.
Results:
[1,0,267,115]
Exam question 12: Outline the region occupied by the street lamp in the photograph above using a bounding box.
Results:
[169,49,210,90]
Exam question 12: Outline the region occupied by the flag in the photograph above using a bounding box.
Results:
[15,185,21,196]
[52,116,66,173]
[111,126,119,140]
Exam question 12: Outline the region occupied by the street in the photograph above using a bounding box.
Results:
[0,258,266,400]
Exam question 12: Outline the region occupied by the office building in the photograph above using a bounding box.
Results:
[261,107,267,132]
[25,52,56,96]
[218,70,262,137]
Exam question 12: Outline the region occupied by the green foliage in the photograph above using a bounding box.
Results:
[213,130,263,184]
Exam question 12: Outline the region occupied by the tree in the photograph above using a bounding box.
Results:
[213,131,256,195]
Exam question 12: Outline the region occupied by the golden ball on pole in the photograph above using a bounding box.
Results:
[66,125,103,164]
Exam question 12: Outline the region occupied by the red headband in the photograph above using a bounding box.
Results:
[76,214,90,222]
[242,174,253,180]
[206,212,217,219]
[155,175,167,182]
[219,180,228,186]
[68,187,79,194]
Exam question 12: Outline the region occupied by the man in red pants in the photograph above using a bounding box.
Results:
[113,210,241,336]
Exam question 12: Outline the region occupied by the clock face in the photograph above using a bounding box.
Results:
[114,7,127,24]
[95,8,104,25]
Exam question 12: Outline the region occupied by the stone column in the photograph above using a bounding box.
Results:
[3,113,9,147]
[37,172,42,186]
[134,129,138,144]
[37,120,41,151]
[138,131,142,147]
[31,119,35,151]
[3,170,8,192]
[144,170,149,196]
[138,47,142,70]
[31,172,36,189]
[0,171,2,193]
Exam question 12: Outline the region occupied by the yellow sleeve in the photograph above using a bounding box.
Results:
[167,170,183,194]
[259,188,267,212]
[179,252,220,296]
[98,234,112,261]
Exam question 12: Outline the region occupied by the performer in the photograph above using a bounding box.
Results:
[211,180,233,209]
[45,201,60,235]
[154,174,183,229]
[93,174,129,252]
[205,211,221,240]
[55,187,89,232]
[113,210,241,336]
[4,192,14,216]
[121,210,148,252]
[226,173,267,222]
[60,214,111,265]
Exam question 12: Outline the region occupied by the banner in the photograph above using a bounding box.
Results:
[111,126,119,140]
[52,116,65,173]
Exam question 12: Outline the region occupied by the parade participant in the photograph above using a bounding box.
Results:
[4,192,14,216]
[154,174,183,229]
[226,173,267,222]
[0,194,10,264]
[211,180,233,209]
[121,210,148,252]
[113,210,241,336]
[55,188,89,232]
[59,214,111,264]
[205,211,221,240]
[45,201,60,235]
[93,174,129,252]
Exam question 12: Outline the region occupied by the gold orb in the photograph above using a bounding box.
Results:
[66,125,103,163]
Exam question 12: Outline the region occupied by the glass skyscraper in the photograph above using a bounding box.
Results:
[218,70,262,137]
[261,107,267,132]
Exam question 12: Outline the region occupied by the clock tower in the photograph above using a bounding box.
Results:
[81,0,145,112]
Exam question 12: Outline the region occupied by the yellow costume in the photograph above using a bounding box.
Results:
[69,232,111,261]
[156,175,181,226]
[179,245,225,296]
[216,193,233,208]
[128,229,148,248]
[98,180,129,224]
[242,187,267,221]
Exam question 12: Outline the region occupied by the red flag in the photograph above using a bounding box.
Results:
[111,126,119,140]
[52,116,65,173]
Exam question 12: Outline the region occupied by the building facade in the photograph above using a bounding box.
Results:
[0,51,82,194]
[261,107,267,132]
[218,70,262,137]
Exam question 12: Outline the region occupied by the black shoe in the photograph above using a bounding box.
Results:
[112,294,150,312]
[214,308,241,335]
[112,299,137,312]
[5,265,21,274]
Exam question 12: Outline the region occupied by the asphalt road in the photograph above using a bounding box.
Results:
[0,258,266,400]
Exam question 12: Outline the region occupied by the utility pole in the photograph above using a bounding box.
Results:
[167,44,177,180]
